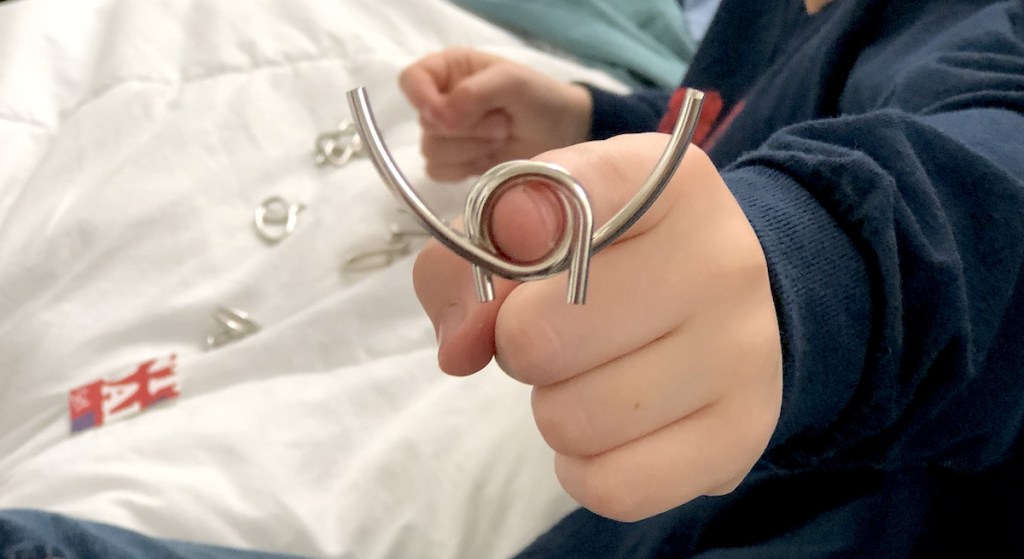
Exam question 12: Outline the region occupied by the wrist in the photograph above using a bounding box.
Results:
[562,83,593,146]
[723,164,872,468]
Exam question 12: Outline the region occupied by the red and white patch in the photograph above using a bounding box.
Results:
[68,354,181,433]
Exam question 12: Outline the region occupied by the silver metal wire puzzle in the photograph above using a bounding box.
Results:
[346,86,705,304]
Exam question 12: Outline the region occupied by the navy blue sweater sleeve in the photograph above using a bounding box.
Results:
[724,3,1024,472]
[580,84,671,140]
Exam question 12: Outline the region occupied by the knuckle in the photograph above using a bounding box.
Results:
[411,241,449,303]
[397,65,418,92]
[683,141,714,169]
[701,398,777,498]
[562,459,645,522]
[531,386,600,457]
[397,68,411,92]
[710,214,768,292]
[494,306,562,385]
[419,136,436,158]
[548,141,658,226]
[420,135,454,163]
[501,67,530,95]
[423,161,443,180]
[453,78,479,102]
[705,473,746,497]
[470,153,501,176]
[733,228,769,279]
[424,162,463,182]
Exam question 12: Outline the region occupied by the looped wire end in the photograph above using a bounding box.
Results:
[205,307,261,350]
[254,195,305,245]
[464,161,593,305]
[314,120,365,167]
[345,86,704,305]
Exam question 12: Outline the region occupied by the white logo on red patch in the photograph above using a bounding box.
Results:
[68,355,181,433]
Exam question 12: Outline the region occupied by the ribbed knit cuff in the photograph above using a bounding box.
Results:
[723,164,873,469]
[580,84,671,140]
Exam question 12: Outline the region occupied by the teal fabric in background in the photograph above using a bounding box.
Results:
[449,0,697,88]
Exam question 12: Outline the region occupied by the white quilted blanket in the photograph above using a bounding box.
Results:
[0,1,627,557]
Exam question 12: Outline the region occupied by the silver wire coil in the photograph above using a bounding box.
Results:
[346,86,705,304]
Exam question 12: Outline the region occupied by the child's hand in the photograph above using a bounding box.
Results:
[399,48,592,181]
[412,134,783,521]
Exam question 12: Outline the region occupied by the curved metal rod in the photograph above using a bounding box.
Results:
[345,86,704,304]
[592,88,705,253]
[347,87,491,268]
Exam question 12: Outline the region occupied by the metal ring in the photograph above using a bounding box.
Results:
[254,195,304,245]
[345,86,704,304]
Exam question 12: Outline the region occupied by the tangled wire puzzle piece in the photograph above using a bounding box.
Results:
[345,86,704,304]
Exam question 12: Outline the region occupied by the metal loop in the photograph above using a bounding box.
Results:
[345,86,704,304]
[341,237,413,273]
[254,195,305,245]
[205,307,261,350]
[340,222,430,274]
[314,120,364,167]
[464,161,593,304]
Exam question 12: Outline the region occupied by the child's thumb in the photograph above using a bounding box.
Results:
[488,180,567,264]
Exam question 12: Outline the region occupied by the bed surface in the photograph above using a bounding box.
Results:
[0,0,632,557]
